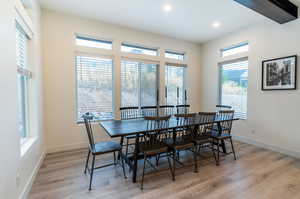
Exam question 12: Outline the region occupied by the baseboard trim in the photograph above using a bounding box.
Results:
[19,151,46,199]
[46,142,88,154]
[233,135,300,159]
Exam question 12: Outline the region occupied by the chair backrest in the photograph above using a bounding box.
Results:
[82,112,95,151]
[141,106,158,117]
[120,106,140,119]
[174,113,197,139]
[159,105,175,116]
[140,115,171,147]
[197,112,217,136]
[176,104,190,114]
[218,110,235,134]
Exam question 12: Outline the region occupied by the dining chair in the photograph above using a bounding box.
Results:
[163,113,198,179]
[159,105,175,116]
[120,107,141,156]
[193,112,217,164]
[82,113,126,190]
[176,104,190,114]
[141,106,158,117]
[211,110,237,165]
[139,115,173,190]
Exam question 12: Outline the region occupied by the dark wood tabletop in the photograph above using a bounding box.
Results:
[100,115,239,138]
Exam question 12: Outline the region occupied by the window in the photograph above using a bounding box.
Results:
[76,55,113,121]
[165,65,186,105]
[76,36,112,50]
[121,60,158,108]
[165,51,185,61]
[16,23,31,139]
[121,43,158,56]
[221,43,249,57]
[219,59,248,119]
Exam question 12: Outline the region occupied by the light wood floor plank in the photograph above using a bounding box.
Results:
[28,142,300,199]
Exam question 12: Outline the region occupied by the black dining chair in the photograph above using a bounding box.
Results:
[176,104,190,114]
[159,105,175,116]
[210,110,237,165]
[120,107,141,156]
[163,113,198,179]
[82,113,126,190]
[141,106,158,117]
[139,115,174,190]
[193,112,217,164]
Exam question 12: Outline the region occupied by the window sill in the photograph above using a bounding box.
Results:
[21,137,37,157]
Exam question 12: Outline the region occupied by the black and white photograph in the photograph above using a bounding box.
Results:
[262,55,297,90]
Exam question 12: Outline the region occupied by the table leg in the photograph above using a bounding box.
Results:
[118,136,124,161]
[132,133,140,183]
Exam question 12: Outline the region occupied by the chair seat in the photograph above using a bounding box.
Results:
[139,142,168,156]
[194,135,211,144]
[163,137,194,150]
[210,131,232,139]
[91,141,121,155]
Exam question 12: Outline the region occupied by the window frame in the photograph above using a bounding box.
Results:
[220,42,249,58]
[16,22,32,141]
[75,35,113,50]
[165,64,187,106]
[121,43,159,56]
[75,54,115,123]
[218,57,248,119]
[165,50,185,61]
[120,58,160,110]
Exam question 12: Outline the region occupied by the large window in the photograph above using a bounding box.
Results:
[76,55,113,121]
[121,43,158,56]
[219,59,248,119]
[16,23,31,139]
[165,65,186,105]
[121,60,158,108]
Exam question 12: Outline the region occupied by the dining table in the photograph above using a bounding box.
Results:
[100,114,239,183]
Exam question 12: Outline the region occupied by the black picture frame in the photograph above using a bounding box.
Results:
[262,55,297,91]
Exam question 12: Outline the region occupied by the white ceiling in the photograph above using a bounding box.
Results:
[38,0,300,43]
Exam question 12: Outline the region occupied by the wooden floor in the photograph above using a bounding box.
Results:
[29,141,300,199]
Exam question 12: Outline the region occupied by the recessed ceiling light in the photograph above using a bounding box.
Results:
[212,21,221,28]
[163,4,172,12]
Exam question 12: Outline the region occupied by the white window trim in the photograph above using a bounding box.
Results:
[218,57,248,120]
[75,53,115,123]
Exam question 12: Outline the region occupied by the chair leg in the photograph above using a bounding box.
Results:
[216,139,220,166]
[167,154,174,180]
[156,154,160,166]
[211,141,217,165]
[113,151,116,165]
[120,150,127,179]
[172,150,176,181]
[84,150,90,174]
[193,146,198,173]
[230,137,237,160]
[125,138,129,156]
[89,155,96,191]
[141,155,147,190]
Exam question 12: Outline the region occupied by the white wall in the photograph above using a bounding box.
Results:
[201,19,300,157]
[0,0,44,199]
[42,9,202,153]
